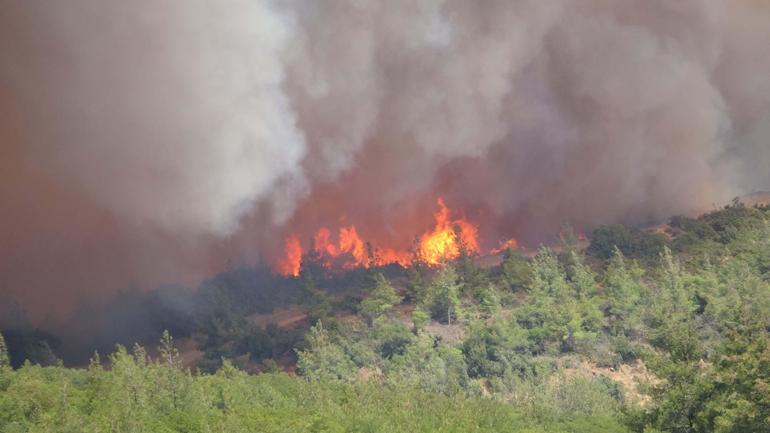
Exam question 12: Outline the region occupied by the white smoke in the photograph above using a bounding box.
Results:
[4,0,770,238]
[2,0,770,317]
[2,0,308,235]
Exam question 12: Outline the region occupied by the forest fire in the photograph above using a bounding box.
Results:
[275,198,507,276]
[417,198,479,265]
[490,238,519,255]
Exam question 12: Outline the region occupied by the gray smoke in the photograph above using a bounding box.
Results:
[1,0,769,318]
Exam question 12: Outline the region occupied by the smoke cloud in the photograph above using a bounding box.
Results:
[1,0,769,319]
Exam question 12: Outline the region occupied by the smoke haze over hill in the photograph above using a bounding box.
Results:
[1,0,770,320]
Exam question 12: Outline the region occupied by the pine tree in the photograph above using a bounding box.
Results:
[159,330,181,369]
[0,331,9,370]
[500,248,531,291]
[568,251,598,299]
[296,321,356,382]
[603,248,645,336]
[0,331,10,391]
[649,247,700,360]
[428,265,463,325]
[529,246,570,299]
[359,273,403,324]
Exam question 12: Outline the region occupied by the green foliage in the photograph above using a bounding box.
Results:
[411,307,430,333]
[475,284,503,316]
[602,248,646,337]
[640,309,770,433]
[404,241,430,303]
[422,264,464,325]
[589,224,668,261]
[529,246,571,298]
[534,374,625,420]
[195,296,284,372]
[359,273,402,323]
[296,322,356,382]
[669,215,719,252]
[462,320,531,378]
[0,332,8,370]
[500,248,532,291]
[370,318,414,359]
[694,314,770,433]
[516,247,604,354]
[699,199,768,243]
[0,332,10,392]
[455,231,490,294]
[6,199,770,433]
[646,248,702,361]
[385,334,470,395]
[0,351,630,433]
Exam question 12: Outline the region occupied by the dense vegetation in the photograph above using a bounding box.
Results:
[2,200,770,432]
[0,332,627,433]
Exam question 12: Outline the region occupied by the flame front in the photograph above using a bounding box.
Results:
[277,235,302,277]
[418,198,479,265]
[275,198,509,276]
[491,238,519,255]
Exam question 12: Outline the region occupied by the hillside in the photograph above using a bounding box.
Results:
[2,198,770,432]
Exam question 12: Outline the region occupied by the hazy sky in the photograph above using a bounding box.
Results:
[1,0,769,321]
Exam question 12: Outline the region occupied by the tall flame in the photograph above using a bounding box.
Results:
[418,198,479,265]
[275,198,506,276]
[277,235,302,277]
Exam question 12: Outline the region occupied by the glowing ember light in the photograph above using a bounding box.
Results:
[274,197,513,276]
[418,198,479,265]
[313,227,338,257]
[373,247,412,267]
[491,238,519,255]
[277,235,302,277]
[339,226,367,266]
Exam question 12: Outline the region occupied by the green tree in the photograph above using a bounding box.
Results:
[517,247,602,354]
[0,332,8,370]
[693,313,770,433]
[501,249,532,291]
[455,225,489,293]
[152,331,194,413]
[589,225,635,260]
[569,251,599,299]
[359,273,403,324]
[589,224,667,261]
[647,248,700,359]
[640,308,770,433]
[603,248,645,337]
[476,284,502,316]
[158,330,181,369]
[411,307,430,334]
[529,246,570,299]
[0,332,10,391]
[385,334,469,396]
[296,322,356,382]
[405,237,430,302]
[426,264,463,325]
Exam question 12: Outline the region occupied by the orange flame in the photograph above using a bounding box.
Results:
[418,198,479,265]
[275,198,510,276]
[339,226,367,265]
[314,227,338,257]
[491,238,519,255]
[277,235,302,277]
[374,247,412,267]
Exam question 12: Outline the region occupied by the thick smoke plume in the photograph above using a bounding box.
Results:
[1,0,769,319]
